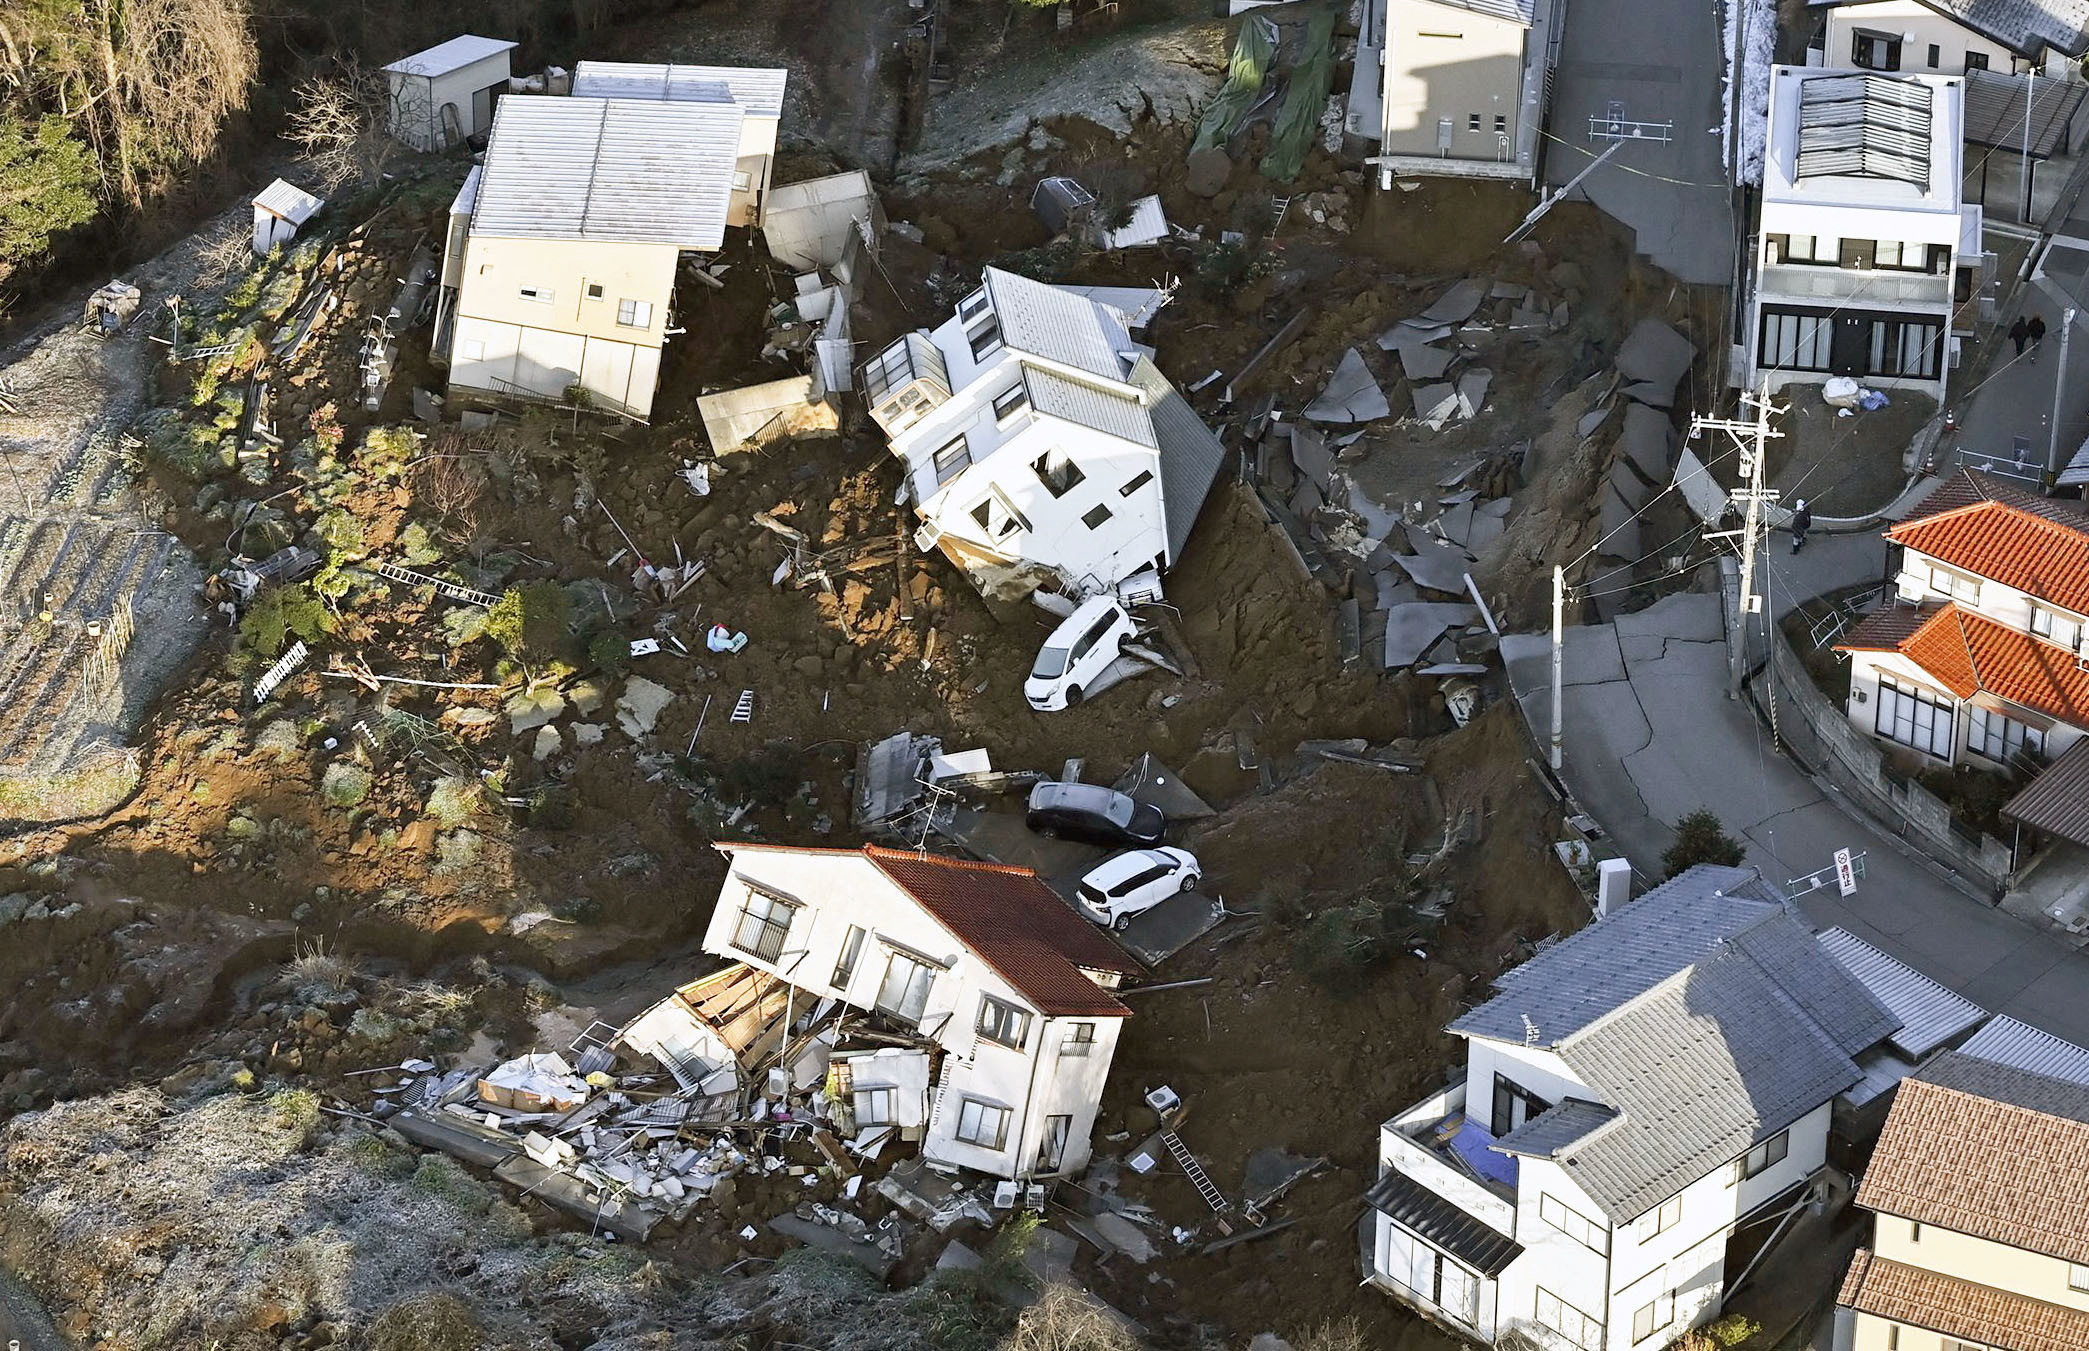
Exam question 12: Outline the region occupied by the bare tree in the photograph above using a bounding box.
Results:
[285,56,394,190]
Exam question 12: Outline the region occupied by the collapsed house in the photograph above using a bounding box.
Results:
[860,267,1227,603]
[685,843,1143,1180]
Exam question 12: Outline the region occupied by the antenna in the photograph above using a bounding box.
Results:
[1522,1013,1540,1046]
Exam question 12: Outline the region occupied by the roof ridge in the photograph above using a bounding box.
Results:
[1950,605,1986,694]
[861,844,1037,877]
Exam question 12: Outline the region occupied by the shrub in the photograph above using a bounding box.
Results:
[284,937,350,999]
[239,583,332,659]
[586,630,629,677]
[312,508,365,557]
[425,776,480,829]
[269,1087,321,1145]
[366,1290,483,1351]
[319,762,371,808]
[1006,1284,1138,1351]
[358,425,419,477]
[1662,809,1745,878]
[484,582,572,666]
[1675,1316,1760,1350]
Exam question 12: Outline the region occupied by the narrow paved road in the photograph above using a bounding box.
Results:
[0,1267,66,1351]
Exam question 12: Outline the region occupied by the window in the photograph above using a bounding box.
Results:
[1927,42,1940,67]
[1468,112,1482,131]
[1061,1023,1096,1056]
[1872,316,1942,378]
[969,489,1030,541]
[2070,1263,2089,1292]
[1766,233,1831,265]
[1876,677,1955,759]
[730,885,795,962]
[1120,469,1154,497]
[1494,114,1507,134]
[1033,451,1086,497]
[833,925,867,990]
[1852,29,1902,69]
[1968,707,2045,765]
[1927,565,1982,604]
[933,435,971,485]
[1491,1075,1550,1137]
[1037,1114,1073,1171]
[617,298,653,329]
[875,951,936,1025]
[1945,1341,1992,1351]
[586,283,605,300]
[855,1086,896,1125]
[1539,1194,1609,1256]
[955,1097,1011,1149]
[1965,51,1989,72]
[1632,1290,1676,1344]
[1887,1327,1900,1350]
[1639,1194,1683,1240]
[1534,1287,1604,1351]
[977,995,1032,1049]
[518,286,553,304]
[1081,503,1114,530]
[993,383,1030,423]
[731,169,752,191]
[1736,1129,1790,1182]
[967,315,1003,361]
[1760,309,1833,372]
[2032,605,2085,653]
[1911,1220,1923,1242]
[959,289,991,322]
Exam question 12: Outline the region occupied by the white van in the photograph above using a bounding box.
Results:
[1025,596,1136,711]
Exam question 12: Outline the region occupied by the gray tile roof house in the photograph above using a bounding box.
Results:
[1454,865,1900,1222]
[1811,0,2089,58]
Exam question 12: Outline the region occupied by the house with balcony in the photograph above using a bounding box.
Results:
[1834,1051,2089,1351]
[1744,66,1978,397]
[860,267,1227,602]
[696,842,1141,1180]
[1815,0,2089,78]
[1367,864,1899,1349]
[1347,0,1563,186]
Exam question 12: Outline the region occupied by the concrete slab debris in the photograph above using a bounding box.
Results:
[1622,380,1674,409]
[1388,548,1470,595]
[1384,603,1481,668]
[1613,317,1695,391]
[1113,753,1215,819]
[1576,404,1614,439]
[1396,343,1454,381]
[1377,320,1452,352]
[531,725,562,761]
[1418,279,1486,325]
[615,677,675,738]
[1303,348,1389,423]
[1620,403,1676,481]
[1597,482,1642,560]
[495,1155,659,1241]
[769,1212,899,1279]
[506,688,566,735]
[1113,890,1224,965]
[1454,368,1492,419]
[1608,457,1649,509]
[1674,445,1731,524]
[1287,424,1335,489]
[696,376,840,456]
[1411,382,1459,429]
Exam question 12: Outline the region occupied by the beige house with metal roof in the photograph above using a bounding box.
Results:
[570,61,788,227]
[1353,0,1561,185]
[1836,1052,2089,1351]
[437,82,772,419]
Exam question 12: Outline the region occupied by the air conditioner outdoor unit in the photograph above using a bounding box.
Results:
[1896,574,1926,603]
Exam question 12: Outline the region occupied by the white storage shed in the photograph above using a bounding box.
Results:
[383,34,518,152]
[251,179,325,256]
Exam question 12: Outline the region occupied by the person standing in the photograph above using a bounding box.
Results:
[2010,315,2030,356]
[2030,313,2049,361]
[1790,498,1812,554]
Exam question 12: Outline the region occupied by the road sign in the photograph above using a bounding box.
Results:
[1834,847,1857,897]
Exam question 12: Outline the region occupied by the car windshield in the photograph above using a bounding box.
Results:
[1105,794,1134,826]
[1032,646,1070,679]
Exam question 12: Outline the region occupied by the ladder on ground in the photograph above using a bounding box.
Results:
[1269,196,1294,234]
[369,559,501,608]
[1162,1131,1230,1215]
[730,689,754,723]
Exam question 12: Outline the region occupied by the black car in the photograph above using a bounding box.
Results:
[1025,781,1165,848]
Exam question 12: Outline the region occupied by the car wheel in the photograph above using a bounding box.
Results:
[1179,874,1199,893]
[1037,825,1059,839]
[1065,684,1084,707]
[1112,912,1132,931]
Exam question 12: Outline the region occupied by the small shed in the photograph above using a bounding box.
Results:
[382,34,518,152]
[763,170,886,272]
[1031,176,1097,237]
[251,179,325,256]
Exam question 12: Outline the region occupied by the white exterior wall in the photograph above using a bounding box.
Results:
[388,51,513,153]
[1377,0,1530,178]
[1823,0,2072,76]
[729,115,780,228]
[1464,1037,1595,1116]
[699,850,1126,1178]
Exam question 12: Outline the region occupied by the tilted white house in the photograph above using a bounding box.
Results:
[1745,66,1977,397]
[1816,0,2089,77]
[383,35,517,153]
[1366,865,1899,1349]
[699,844,1142,1180]
[861,268,1228,601]
[437,92,748,419]
[570,62,788,228]
[1348,0,1561,185]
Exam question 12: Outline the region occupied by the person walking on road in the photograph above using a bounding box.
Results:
[2011,315,2030,355]
[2030,314,2049,362]
[1790,499,1812,554]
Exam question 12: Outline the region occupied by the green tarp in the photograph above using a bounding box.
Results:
[1190,13,1278,155]
[1259,6,1337,182]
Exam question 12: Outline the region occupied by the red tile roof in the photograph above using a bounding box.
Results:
[1836,602,2089,726]
[1839,1249,2089,1351]
[863,846,1140,1017]
[1888,476,2089,615]
[1837,604,1936,652]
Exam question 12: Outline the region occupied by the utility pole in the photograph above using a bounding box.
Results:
[1691,383,1784,699]
[2050,307,2076,484]
[1551,564,1565,771]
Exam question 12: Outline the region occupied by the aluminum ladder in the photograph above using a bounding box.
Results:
[369,559,501,608]
[1161,1131,1229,1215]
[730,689,755,723]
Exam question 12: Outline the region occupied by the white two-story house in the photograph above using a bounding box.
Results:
[861,267,1227,602]
[1367,864,1899,1349]
[1816,0,2089,78]
[1746,65,1977,398]
[1347,0,1562,185]
[1836,470,2089,773]
[1836,1052,2089,1351]
[698,843,1141,1180]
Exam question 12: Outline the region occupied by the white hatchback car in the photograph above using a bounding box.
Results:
[1025,596,1136,712]
[1075,847,1201,930]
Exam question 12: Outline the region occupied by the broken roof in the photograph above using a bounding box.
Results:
[1131,356,1227,563]
[470,95,744,249]
[382,34,516,78]
[1858,1051,2089,1262]
[571,60,790,117]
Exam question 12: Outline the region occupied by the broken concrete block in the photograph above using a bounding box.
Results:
[1621,403,1676,480]
[1397,343,1454,381]
[531,725,562,762]
[1377,320,1453,352]
[1419,279,1486,325]
[615,677,675,738]
[506,688,566,735]
[1455,368,1493,419]
[1304,348,1390,423]
[568,677,610,716]
[572,722,604,746]
[1576,404,1614,439]
[1411,382,1459,429]
[1622,380,1674,409]
[1614,317,1695,390]
[445,707,499,728]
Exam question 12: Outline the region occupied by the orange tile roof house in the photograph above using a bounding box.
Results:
[1836,1052,2089,1351]
[1835,473,2089,851]
[696,843,1140,1180]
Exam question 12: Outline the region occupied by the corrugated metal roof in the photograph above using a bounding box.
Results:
[1131,356,1227,563]
[983,267,1132,383]
[383,34,517,78]
[1960,1014,2089,1084]
[1817,928,1986,1059]
[2004,738,2089,849]
[1434,0,1539,23]
[1364,1170,1523,1276]
[1489,1099,1621,1158]
[470,96,743,248]
[1023,367,1156,448]
[252,179,325,224]
[1962,66,2088,156]
[571,61,788,117]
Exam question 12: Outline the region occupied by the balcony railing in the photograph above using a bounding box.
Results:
[1382,1082,1520,1228]
[1759,264,1950,307]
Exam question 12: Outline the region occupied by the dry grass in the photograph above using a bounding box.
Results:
[1004,1285,1139,1351]
[284,936,351,1000]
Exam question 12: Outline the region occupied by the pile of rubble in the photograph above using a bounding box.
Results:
[1573,317,1700,615]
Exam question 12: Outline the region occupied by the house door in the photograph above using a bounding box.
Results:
[1830,315,1872,375]
[1437,1258,1479,1326]
[1036,1115,1072,1172]
[472,86,494,134]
